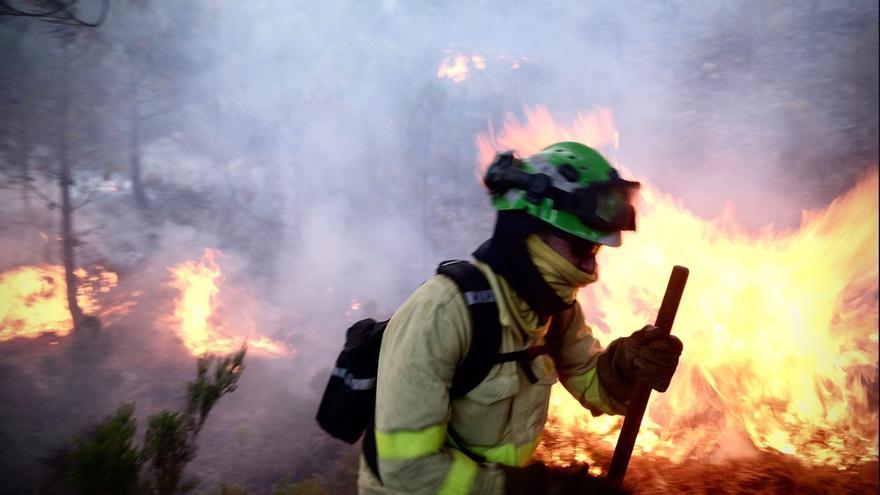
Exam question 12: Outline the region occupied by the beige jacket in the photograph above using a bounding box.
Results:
[358,237,626,495]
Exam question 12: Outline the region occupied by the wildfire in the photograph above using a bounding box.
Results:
[477,106,879,470]
[437,52,487,83]
[0,264,118,341]
[168,249,288,357]
[476,105,619,178]
[437,51,529,82]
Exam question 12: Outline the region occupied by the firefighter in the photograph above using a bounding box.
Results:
[359,142,683,494]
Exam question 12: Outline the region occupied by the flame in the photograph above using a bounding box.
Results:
[476,105,619,174]
[168,249,288,357]
[345,297,365,322]
[437,52,528,82]
[437,54,472,83]
[476,106,879,469]
[0,264,118,341]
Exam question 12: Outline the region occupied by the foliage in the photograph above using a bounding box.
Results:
[67,402,141,495]
[56,346,247,495]
[0,0,110,27]
[187,346,247,435]
[143,410,194,495]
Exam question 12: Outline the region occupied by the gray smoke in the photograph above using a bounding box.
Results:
[0,0,877,492]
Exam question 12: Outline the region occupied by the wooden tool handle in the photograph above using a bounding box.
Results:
[606,265,689,487]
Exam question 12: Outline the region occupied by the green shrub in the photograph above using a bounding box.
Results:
[67,403,141,495]
[143,410,193,494]
[55,346,248,495]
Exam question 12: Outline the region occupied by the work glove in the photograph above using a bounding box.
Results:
[597,325,683,402]
[502,462,630,495]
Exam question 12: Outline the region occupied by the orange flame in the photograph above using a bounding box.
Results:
[476,106,879,469]
[436,52,489,83]
[0,265,117,341]
[168,249,288,357]
[437,54,472,83]
[476,105,619,174]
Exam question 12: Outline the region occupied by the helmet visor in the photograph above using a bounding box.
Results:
[571,180,640,232]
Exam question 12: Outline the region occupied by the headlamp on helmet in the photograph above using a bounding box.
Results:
[483,143,640,246]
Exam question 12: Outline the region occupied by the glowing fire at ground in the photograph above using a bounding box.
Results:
[168,249,288,357]
[0,265,117,341]
[437,52,485,82]
[437,51,527,82]
[477,106,879,471]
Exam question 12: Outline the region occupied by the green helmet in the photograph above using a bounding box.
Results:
[483,142,640,247]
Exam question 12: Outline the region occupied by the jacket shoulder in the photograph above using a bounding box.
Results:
[409,272,465,308]
[383,273,473,364]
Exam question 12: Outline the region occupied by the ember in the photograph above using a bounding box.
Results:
[477,107,879,471]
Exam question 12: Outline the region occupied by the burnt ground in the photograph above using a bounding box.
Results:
[538,430,879,494]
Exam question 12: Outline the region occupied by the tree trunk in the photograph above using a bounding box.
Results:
[130,76,148,209]
[59,72,84,330]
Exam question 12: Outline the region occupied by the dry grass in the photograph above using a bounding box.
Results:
[536,430,879,494]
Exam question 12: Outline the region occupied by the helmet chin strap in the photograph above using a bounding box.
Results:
[473,211,574,317]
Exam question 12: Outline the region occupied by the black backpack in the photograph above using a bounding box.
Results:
[315,260,557,476]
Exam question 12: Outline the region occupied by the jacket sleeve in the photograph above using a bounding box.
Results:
[373,275,506,495]
[552,303,629,416]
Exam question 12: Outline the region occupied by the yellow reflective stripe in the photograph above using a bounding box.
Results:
[468,434,542,466]
[569,367,602,404]
[438,449,479,495]
[375,424,447,460]
[565,368,617,415]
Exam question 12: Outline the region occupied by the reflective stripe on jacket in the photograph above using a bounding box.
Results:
[357,259,627,495]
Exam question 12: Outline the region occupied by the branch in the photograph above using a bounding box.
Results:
[140,104,179,121]
[185,345,247,437]
[71,195,97,210]
[25,180,57,206]
[0,0,70,18]
[137,88,178,107]
[72,186,103,209]
[75,222,104,238]
[0,0,110,27]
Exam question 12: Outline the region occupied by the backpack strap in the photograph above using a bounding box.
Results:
[363,412,381,480]
[491,312,568,384]
[436,260,503,399]
[364,260,500,480]
[494,347,547,384]
[365,261,565,479]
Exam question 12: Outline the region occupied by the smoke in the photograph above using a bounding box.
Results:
[0,0,877,492]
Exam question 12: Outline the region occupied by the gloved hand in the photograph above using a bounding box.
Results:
[597,325,683,402]
[502,462,630,495]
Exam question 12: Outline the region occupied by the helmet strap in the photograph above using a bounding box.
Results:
[473,212,574,317]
